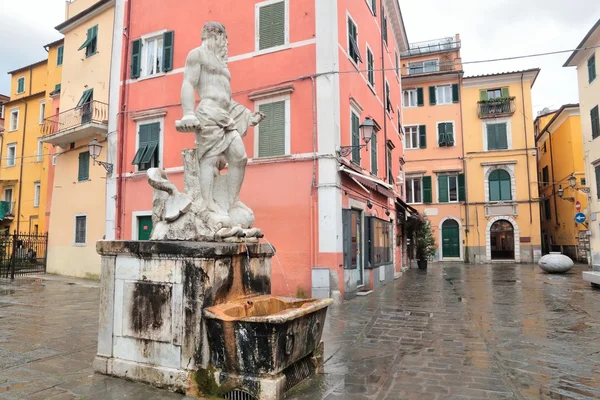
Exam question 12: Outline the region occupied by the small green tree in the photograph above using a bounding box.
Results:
[415,216,436,260]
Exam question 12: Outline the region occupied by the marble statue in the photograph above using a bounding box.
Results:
[147,22,265,242]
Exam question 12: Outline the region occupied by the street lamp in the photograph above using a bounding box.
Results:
[568,175,577,188]
[337,117,380,157]
[557,185,564,198]
[88,139,114,175]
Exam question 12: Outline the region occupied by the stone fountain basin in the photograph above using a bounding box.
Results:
[203,295,333,376]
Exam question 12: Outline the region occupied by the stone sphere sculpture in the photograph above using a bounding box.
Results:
[538,252,574,273]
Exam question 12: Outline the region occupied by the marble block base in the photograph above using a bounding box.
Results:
[583,271,600,288]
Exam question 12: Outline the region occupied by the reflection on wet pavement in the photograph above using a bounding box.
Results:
[0,263,599,399]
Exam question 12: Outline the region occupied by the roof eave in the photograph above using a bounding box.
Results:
[563,19,600,67]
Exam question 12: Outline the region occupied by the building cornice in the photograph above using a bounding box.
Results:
[463,69,540,89]
[564,19,600,67]
[55,0,115,34]
[535,104,580,142]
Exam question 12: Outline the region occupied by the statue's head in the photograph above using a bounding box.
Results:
[201,22,228,61]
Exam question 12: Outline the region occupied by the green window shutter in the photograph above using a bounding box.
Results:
[258,101,285,157]
[497,123,508,149]
[501,87,510,98]
[458,173,466,201]
[422,176,432,204]
[487,124,497,150]
[479,90,488,101]
[78,151,90,181]
[591,106,600,139]
[452,84,459,103]
[259,1,285,50]
[17,78,24,93]
[588,55,596,83]
[446,123,454,146]
[78,29,92,51]
[371,0,377,15]
[419,125,427,148]
[131,39,142,79]
[596,165,600,200]
[429,86,436,105]
[438,176,449,203]
[76,89,93,107]
[54,84,61,92]
[371,132,378,175]
[57,46,64,66]
[132,144,148,165]
[438,123,446,146]
[417,88,424,106]
[162,31,174,72]
[351,113,361,164]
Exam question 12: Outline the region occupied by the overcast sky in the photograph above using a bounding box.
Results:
[1,0,599,115]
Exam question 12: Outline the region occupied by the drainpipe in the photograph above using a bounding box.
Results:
[458,72,469,258]
[521,73,533,224]
[115,0,132,239]
[380,0,387,182]
[548,127,559,224]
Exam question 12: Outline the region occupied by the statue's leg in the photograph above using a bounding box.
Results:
[224,134,250,211]
[198,153,226,215]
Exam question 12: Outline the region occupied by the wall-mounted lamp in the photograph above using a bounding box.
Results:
[367,200,373,209]
[88,139,114,175]
[337,117,380,157]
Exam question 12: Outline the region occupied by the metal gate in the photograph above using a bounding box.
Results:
[0,233,48,278]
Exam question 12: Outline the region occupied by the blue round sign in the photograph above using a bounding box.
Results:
[575,212,586,224]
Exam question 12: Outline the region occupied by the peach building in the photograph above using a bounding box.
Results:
[400,35,465,261]
[107,0,415,300]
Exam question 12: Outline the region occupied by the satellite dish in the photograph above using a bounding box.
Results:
[541,107,550,114]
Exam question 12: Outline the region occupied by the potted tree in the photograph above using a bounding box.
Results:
[414,216,436,270]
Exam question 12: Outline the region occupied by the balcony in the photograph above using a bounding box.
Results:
[41,101,108,146]
[477,97,516,119]
[401,37,461,57]
[0,201,15,221]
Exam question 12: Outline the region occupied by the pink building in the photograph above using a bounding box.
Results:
[106,0,415,301]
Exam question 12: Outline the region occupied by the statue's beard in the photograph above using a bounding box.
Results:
[217,45,228,64]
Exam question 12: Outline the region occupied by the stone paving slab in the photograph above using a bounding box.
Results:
[1,264,600,399]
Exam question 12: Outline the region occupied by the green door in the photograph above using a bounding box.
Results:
[137,216,153,240]
[441,219,460,258]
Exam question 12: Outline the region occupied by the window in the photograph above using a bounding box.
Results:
[78,25,98,57]
[144,36,164,76]
[257,100,287,158]
[78,151,90,181]
[408,60,438,75]
[542,166,549,186]
[489,169,512,201]
[482,87,509,100]
[347,16,362,64]
[342,209,362,271]
[544,198,551,221]
[33,182,40,207]
[438,175,458,203]
[436,86,452,105]
[596,165,600,200]
[39,100,45,125]
[368,0,376,15]
[9,109,18,131]
[74,215,87,245]
[6,144,16,167]
[17,77,25,94]
[132,122,161,170]
[350,110,361,164]
[405,126,419,149]
[367,46,375,87]
[257,0,287,51]
[589,54,596,83]
[403,89,418,108]
[437,122,454,147]
[381,12,388,46]
[581,177,587,186]
[385,81,392,113]
[367,217,392,267]
[406,177,422,204]
[395,52,399,77]
[36,139,43,162]
[486,122,508,150]
[591,105,599,139]
[387,145,393,185]
[57,45,64,66]
[0,104,4,119]
[4,188,13,212]
[542,141,547,153]
[371,131,378,175]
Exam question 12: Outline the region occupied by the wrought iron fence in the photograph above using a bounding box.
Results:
[41,100,108,136]
[0,233,47,278]
[478,98,516,118]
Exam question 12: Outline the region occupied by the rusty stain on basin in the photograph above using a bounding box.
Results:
[203,295,332,376]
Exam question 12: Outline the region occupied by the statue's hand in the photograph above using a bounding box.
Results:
[250,111,266,126]
[176,115,201,132]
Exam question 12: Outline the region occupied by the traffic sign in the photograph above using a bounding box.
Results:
[575,212,586,224]
[575,201,581,211]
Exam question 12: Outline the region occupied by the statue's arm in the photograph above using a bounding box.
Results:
[181,51,201,118]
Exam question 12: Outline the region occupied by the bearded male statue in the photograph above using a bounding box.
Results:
[148,22,264,241]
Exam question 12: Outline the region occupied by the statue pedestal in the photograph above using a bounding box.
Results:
[93,240,330,400]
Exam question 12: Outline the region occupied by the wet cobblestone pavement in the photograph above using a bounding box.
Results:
[1,263,600,399]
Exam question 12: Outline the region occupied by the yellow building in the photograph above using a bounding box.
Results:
[0,53,61,234]
[461,69,542,263]
[42,0,114,279]
[535,104,588,261]
[564,19,600,269]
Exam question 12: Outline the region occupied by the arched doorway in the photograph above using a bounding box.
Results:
[490,220,514,260]
[441,219,460,258]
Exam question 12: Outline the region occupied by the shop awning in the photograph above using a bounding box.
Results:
[339,166,397,199]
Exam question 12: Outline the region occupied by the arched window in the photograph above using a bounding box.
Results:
[489,169,511,201]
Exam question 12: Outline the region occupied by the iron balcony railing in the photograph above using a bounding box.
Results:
[41,100,108,137]
[477,97,516,119]
[401,37,461,57]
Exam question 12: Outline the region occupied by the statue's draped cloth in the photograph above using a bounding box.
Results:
[194,100,253,160]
